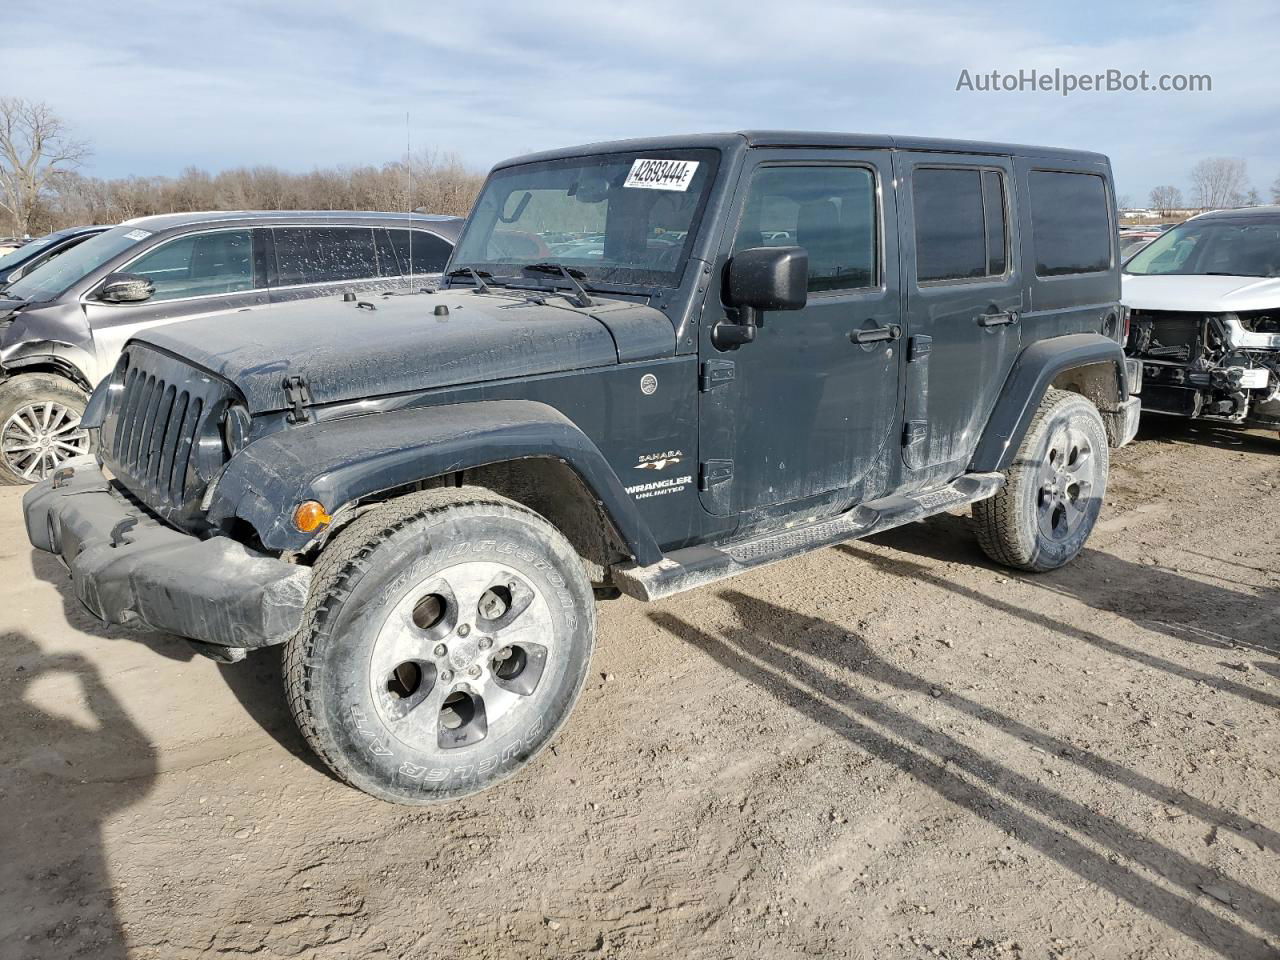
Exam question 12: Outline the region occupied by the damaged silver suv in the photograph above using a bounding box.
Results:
[1123,207,1280,431]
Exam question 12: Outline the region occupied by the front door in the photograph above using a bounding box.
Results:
[83,228,268,385]
[698,150,902,516]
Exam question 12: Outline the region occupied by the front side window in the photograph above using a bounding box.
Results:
[913,167,1008,282]
[126,230,254,301]
[732,165,878,293]
[1124,218,1280,278]
[6,225,152,302]
[1028,171,1112,276]
[274,227,378,285]
[451,149,720,288]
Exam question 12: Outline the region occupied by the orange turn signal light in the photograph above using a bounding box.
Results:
[293,500,332,533]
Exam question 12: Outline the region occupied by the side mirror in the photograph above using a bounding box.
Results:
[715,246,808,350]
[98,273,155,304]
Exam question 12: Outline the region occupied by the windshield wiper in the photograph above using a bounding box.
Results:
[445,266,497,294]
[521,262,594,308]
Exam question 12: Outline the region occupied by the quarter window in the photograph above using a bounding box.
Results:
[1028,171,1112,276]
[913,168,1008,282]
[733,165,878,293]
[125,230,255,301]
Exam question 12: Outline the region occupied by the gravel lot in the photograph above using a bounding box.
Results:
[1,417,1277,960]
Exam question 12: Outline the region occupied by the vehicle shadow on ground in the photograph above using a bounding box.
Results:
[29,548,330,778]
[0,630,155,959]
[1136,415,1280,454]
[216,648,332,778]
[861,514,1280,666]
[651,595,1278,959]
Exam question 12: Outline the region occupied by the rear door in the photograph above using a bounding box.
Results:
[895,153,1022,476]
[698,149,902,516]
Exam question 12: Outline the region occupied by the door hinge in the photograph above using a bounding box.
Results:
[699,359,736,392]
[699,459,734,490]
[282,376,313,424]
[907,335,933,363]
[903,420,928,446]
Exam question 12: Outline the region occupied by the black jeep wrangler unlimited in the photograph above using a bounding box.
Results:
[25,132,1140,804]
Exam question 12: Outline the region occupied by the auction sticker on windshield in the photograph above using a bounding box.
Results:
[624,159,700,191]
[123,229,152,241]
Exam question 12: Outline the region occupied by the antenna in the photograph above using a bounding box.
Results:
[406,111,414,279]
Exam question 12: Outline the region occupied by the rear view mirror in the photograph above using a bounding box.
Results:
[714,246,808,350]
[99,273,155,303]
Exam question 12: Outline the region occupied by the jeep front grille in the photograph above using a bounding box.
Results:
[101,344,232,527]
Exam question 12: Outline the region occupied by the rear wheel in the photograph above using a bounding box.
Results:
[285,488,596,804]
[0,373,90,485]
[973,388,1108,572]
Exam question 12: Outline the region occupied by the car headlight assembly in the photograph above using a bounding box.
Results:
[221,404,252,457]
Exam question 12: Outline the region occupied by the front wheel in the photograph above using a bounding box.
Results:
[285,488,596,804]
[973,388,1109,572]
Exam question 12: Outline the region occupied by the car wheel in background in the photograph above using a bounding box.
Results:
[0,373,91,485]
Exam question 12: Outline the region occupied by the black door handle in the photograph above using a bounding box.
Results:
[850,323,902,344]
[977,310,1018,327]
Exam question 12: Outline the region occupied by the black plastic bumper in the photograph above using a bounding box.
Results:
[23,461,311,649]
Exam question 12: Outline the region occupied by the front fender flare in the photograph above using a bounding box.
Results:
[207,400,663,564]
[971,334,1127,472]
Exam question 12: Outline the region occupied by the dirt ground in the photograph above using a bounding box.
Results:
[1,417,1277,960]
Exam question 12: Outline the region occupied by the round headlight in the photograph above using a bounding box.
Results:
[221,404,252,456]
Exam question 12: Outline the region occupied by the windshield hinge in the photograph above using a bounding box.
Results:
[282,376,313,424]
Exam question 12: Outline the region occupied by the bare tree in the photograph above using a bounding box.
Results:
[1189,157,1249,209]
[1245,187,1262,206]
[1149,185,1184,218]
[0,98,90,235]
[1115,194,1132,211]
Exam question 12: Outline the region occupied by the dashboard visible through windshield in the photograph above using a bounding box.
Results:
[450,149,720,288]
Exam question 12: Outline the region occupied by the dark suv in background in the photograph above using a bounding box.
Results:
[0,211,463,483]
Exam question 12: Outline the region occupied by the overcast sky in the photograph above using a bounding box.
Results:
[5,0,1279,204]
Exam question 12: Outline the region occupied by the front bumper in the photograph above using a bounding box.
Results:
[1105,396,1142,448]
[24,461,311,649]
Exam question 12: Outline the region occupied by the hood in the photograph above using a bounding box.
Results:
[134,289,675,413]
[1122,273,1280,313]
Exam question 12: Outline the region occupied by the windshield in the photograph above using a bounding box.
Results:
[0,232,72,272]
[1125,217,1280,278]
[6,225,154,302]
[450,149,720,288]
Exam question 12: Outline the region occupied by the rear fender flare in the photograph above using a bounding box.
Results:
[971,334,1127,472]
[206,399,663,564]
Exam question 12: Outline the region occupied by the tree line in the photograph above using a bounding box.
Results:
[0,97,484,237]
[1145,157,1276,218]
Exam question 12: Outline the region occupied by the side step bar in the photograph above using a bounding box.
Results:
[611,472,1004,602]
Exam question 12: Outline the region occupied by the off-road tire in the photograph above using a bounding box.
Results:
[284,488,596,804]
[0,373,90,486]
[973,388,1109,572]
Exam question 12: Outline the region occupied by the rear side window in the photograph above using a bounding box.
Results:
[1029,171,1112,276]
[387,229,453,275]
[273,227,379,284]
[913,168,1008,282]
[126,230,255,301]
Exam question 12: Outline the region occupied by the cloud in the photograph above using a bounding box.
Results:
[3,0,1279,201]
